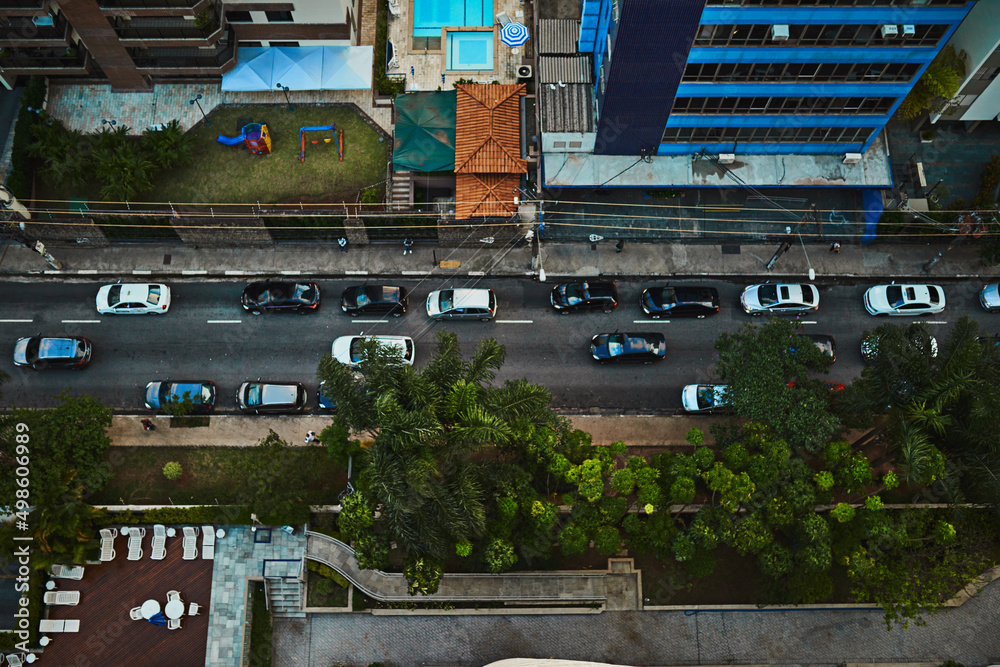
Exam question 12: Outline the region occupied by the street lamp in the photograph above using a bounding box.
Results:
[188,94,210,126]
[101,118,116,128]
[276,83,293,112]
[796,227,816,281]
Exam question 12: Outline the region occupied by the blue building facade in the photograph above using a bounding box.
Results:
[577,0,976,157]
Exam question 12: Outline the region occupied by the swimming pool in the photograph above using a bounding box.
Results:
[446,31,494,70]
[413,0,492,37]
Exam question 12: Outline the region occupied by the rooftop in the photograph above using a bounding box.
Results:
[455,173,521,219]
[455,83,527,173]
[540,83,595,133]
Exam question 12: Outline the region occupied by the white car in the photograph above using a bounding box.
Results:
[740,283,819,315]
[332,335,415,368]
[425,288,497,321]
[97,283,171,315]
[682,384,729,412]
[863,284,945,316]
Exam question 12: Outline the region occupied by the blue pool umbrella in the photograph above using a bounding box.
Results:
[500,22,529,47]
[149,612,166,626]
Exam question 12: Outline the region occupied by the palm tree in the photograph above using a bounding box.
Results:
[30,470,100,568]
[142,119,194,169]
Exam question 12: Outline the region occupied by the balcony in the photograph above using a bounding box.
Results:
[0,15,71,46]
[114,14,223,46]
[127,40,234,74]
[0,44,89,73]
[0,0,44,11]
[99,0,203,9]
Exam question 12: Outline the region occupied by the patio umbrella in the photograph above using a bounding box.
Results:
[499,22,529,47]
[149,612,166,626]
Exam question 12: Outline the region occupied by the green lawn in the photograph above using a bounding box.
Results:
[248,582,273,667]
[36,105,388,207]
[90,446,346,505]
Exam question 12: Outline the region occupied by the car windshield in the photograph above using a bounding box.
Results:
[660,287,677,305]
[349,338,366,363]
[928,287,940,304]
[607,334,624,356]
[354,287,372,307]
[756,284,778,306]
[246,384,262,406]
[438,290,454,311]
[147,286,161,304]
[885,285,904,308]
[564,284,584,305]
[292,284,315,302]
[107,285,122,305]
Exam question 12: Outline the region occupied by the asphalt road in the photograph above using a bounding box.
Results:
[1,278,997,413]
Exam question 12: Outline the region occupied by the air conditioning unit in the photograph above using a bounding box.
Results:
[880,24,898,38]
[718,153,736,164]
[902,24,915,36]
[771,24,789,41]
[516,65,532,79]
[843,153,863,165]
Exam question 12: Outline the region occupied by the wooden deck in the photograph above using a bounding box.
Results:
[42,532,213,667]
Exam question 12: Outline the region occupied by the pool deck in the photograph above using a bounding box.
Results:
[389,0,531,91]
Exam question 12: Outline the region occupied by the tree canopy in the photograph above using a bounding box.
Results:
[895,45,966,120]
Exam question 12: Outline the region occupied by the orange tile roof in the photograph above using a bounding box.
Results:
[455,173,521,220]
[455,84,527,174]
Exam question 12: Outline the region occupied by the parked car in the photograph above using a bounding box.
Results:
[13,335,92,370]
[740,283,819,315]
[550,281,618,314]
[96,282,171,315]
[236,380,308,413]
[863,283,945,316]
[340,285,408,317]
[979,283,1000,312]
[861,328,938,363]
[641,285,720,319]
[241,280,320,314]
[426,288,497,321]
[590,332,666,364]
[317,380,335,411]
[144,380,216,413]
[681,384,729,412]
[792,333,837,362]
[787,381,846,393]
[332,335,415,368]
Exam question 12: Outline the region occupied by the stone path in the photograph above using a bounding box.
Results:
[207,526,305,667]
[306,532,618,603]
[272,575,1000,667]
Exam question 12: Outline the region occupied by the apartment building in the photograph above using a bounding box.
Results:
[931,0,1000,127]
[0,0,358,90]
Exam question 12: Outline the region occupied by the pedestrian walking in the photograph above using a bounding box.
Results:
[616,239,625,253]
[141,419,156,431]
[338,236,348,253]
[403,237,414,255]
[305,430,318,443]
[829,242,841,253]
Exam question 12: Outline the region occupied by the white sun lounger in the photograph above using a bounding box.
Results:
[127,527,145,561]
[182,526,199,560]
[201,525,215,560]
[50,564,84,580]
[151,524,167,560]
[100,528,117,562]
[44,591,81,606]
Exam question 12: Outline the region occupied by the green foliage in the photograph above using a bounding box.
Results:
[232,431,311,524]
[307,560,350,588]
[6,76,47,198]
[403,557,444,596]
[104,505,251,525]
[375,0,405,96]
[814,470,834,491]
[670,477,696,504]
[974,153,1000,209]
[758,542,793,578]
[593,525,622,556]
[320,421,361,467]
[142,119,195,169]
[559,522,589,556]
[162,461,183,481]
[685,428,703,446]
[455,540,473,557]
[895,46,966,120]
[611,467,636,495]
[485,537,518,573]
[830,503,856,523]
[162,390,196,418]
[360,186,382,204]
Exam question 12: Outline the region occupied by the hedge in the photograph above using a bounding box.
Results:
[307,560,350,588]
[96,505,253,525]
[5,76,46,198]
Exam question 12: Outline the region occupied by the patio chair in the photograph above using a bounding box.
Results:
[495,11,511,25]
[166,590,182,603]
[188,602,200,616]
[167,618,181,630]
[100,528,117,541]
[100,528,117,561]
[100,543,116,562]
[6,654,25,667]
[50,564,84,580]
[44,591,81,606]
[130,606,143,621]
[201,526,215,560]
[38,620,63,633]
[182,526,199,560]
[127,527,145,561]
[151,524,167,560]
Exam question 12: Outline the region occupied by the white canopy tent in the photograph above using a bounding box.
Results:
[222,46,374,91]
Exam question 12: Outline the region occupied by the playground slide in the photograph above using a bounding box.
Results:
[216,133,246,146]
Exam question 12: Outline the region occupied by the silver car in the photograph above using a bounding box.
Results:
[980,283,1000,312]
[740,283,819,315]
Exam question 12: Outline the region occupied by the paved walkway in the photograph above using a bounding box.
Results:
[272,575,1000,667]
[306,532,626,604]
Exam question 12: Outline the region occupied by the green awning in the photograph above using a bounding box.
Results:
[392,90,456,172]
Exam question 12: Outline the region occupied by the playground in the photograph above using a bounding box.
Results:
[36,106,388,206]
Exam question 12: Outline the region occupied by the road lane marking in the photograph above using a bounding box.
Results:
[401,271,424,275]
[925,321,948,325]
[496,319,533,324]
[800,321,818,325]
[633,320,670,324]
[352,320,389,323]
[207,320,242,324]
[345,270,369,275]
[62,319,100,324]
[0,319,33,323]
[182,270,207,275]
[133,270,152,275]
[468,271,486,276]
[280,270,301,275]
[225,270,248,275]
[77,270,99,274]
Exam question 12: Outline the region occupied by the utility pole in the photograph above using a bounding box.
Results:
[0,184,63,269]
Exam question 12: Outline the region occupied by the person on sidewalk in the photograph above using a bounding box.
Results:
[403,237,413,255]
[616,239,625,253]
[829,242,841,253]
[338,237,348,253]
[305,430,318,443]
[141,419,156,431]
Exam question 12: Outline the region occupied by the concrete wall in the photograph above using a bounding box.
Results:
[543,131,596,153]
[935,0,1000,123]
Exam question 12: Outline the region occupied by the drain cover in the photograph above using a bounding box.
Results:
[163,254,172,265]
[721,244,741,255]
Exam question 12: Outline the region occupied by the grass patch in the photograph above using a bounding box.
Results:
[90,446,346,505]
[248,581,272,667]
[306,571,350,608]
[34,105,388,207]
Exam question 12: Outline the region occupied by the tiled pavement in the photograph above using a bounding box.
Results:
[207,526,305,667]
[272,576,1000,667]
[45,82,393,136]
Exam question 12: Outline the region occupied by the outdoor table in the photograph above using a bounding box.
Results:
[166,528,176,538]
[121,526,130,536]
[216,528,226,539]
[45,581,56,591]
[165,600,184,620]
[140,599,160,619]
[25,654,36,663]
[39,637,50,647]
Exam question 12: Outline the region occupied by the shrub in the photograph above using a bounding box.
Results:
[162,462,183,480]
[485,537,517,573]
[593,526,622,556]
[7,76,47,198]
[974,153,1000,209]
[98,505,252,525]
[307,560,350,588]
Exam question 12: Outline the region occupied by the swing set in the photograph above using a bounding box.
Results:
[300,124,343,163]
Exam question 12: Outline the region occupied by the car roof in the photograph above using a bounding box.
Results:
[445,288,492,308]
[260,383,298,405]
[777,284,813,303]
[38,338,77,359]
[119,284,153,300]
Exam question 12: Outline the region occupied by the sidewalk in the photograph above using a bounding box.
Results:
[2,237,999,280]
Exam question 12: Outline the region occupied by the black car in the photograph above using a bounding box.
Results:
[551,281,618,314]
[641,285,720,319]
[144,380,216,413]
[241,281,320,314]
[237,380,308,414]
[590,332,666,364]
[341,285,408,317]
[13,336,92,370]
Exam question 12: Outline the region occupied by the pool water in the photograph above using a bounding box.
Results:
[413,0,492,37]
[446,31,494,70]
